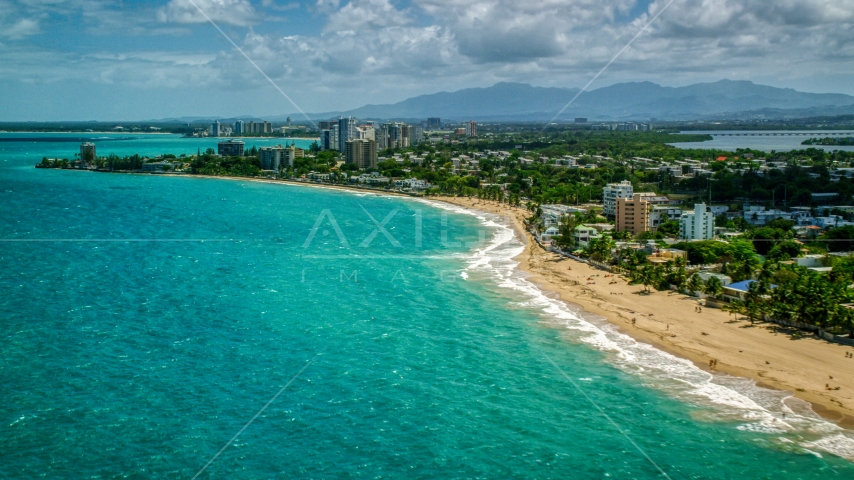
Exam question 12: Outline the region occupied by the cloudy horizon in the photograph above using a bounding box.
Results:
[1,0,853,121]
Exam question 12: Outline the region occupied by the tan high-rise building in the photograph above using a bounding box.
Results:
[615,193,651,235]
[345,139,377,169]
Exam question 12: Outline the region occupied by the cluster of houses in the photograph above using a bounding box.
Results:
[296,171,432,192]
[538,198,854,248]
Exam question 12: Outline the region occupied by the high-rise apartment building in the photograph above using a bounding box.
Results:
[259,145,286,171]
[241,121,272,135]
[338,116,357,152]
[233,120,245,135]
[615,194,650,235]
[465,121,477,137]
[283,144,303,168]
[80,142,96,163]
[321,125,338,151]
[375,126,389,150]
[603,180,634,217]
[356,124,375,141]
[211,121,222,137]
[345,139,377,169]
[680,203,715,240]
[218,140,244,157]
[401,124,411,147]
[384,122,410,149]
[411,126,423,145]
[427,117,441,129]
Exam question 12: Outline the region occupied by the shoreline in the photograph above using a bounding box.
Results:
[48,170,854,428]
[428,196,854,430]
[3,131,320,141]
[155,173,417,198]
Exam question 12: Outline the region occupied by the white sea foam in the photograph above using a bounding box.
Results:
[422,199,854,462]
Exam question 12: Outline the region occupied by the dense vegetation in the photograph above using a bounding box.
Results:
[802,137,854,146]
[613,242,854,337]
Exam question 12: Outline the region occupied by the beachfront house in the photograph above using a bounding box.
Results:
[692,272,733,300]
[647,248,688,264]
[721,280,757,303]
[541,226,560,244]
[141,161,183,173]
[721,280,778,304]
[697,272,732,286]
[573,225,600,248]
[395,178,430,191]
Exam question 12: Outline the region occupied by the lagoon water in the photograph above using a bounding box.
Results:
[671,130,854,152]
[2,133,854,478]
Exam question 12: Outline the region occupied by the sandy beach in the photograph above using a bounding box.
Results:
[431,195,854,427]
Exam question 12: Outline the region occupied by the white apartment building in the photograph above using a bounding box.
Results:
[357,125,375,141]
[259,145,286,171]
[680,203,715,240]
[395,178,430,191]
[603,180,634,217]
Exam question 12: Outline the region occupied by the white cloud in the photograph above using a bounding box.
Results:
[313,0,340,14]
[0,18,41,39]
[158,0,258,27]
[4,0,854,117]
[262,0,300,10]
[416,0,636,63]
[325,0,412,33]
[172,0,854,106]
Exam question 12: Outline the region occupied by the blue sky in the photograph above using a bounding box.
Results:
[1,0,853,121]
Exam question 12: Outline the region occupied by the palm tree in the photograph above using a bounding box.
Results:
[703,276,724,299]
[686,274,703,296]
[671,265,688,292]
[583,209,599,224]
[589,234,616,262]
[722,299,745,320]
[553,213,580,250]
[729,255,761,282]
[636,266,655,293]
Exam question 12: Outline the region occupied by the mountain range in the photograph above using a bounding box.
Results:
[147,80,854,124]
[275,80,854,122]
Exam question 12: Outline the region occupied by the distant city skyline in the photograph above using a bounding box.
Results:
[1,0,853,121]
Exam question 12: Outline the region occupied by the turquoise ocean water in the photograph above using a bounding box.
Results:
[2,133,854,478]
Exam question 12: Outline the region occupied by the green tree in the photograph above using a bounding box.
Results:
[587,234,615,262]
[766,240,803,261]
[703,276,724,299]
[635,266,658,292]
[553,213,581,250]
[823,226,854,252]
[686,274,703,296]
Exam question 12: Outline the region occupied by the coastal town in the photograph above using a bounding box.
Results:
[36,121,854,354]
[10,0,854,475]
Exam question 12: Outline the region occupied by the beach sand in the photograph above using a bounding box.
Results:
[432,195,854,427]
